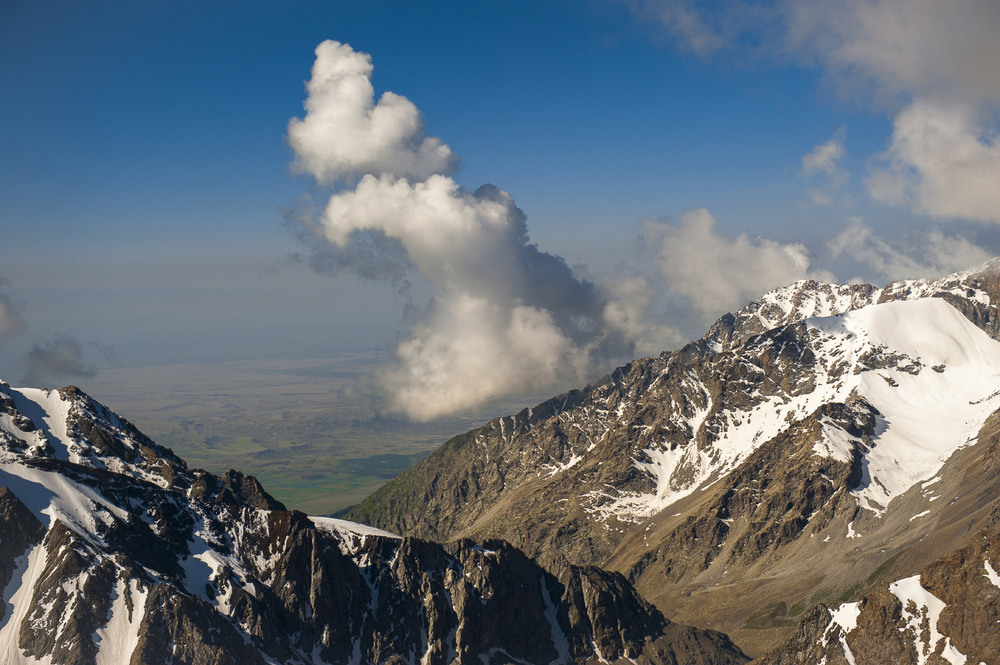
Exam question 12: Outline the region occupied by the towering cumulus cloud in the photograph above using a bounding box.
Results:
[287,40,457,183]
[289,41,635,420]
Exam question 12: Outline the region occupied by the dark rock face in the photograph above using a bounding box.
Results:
[0,382,748,665]
[0,487,43,622]
[625,400,875,586]
[16,523,118,665]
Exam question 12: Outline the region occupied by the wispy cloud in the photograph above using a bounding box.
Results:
[289,41,642,420]
[0,281,26,337]
[644,208,832,315]
[829,218,992,282]
[801,127,848,205]
[22,335,98,388]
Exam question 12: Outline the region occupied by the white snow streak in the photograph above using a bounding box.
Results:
[95,578,147,665]
[983,560,1000,589]
[823,601,861,665]
[0,542,51,664]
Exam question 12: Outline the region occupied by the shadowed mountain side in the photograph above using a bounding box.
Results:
[0,382,749,665]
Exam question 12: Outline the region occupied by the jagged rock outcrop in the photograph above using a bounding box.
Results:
[0,381,748,665]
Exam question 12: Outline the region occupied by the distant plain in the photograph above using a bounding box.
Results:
[83,353,551,514]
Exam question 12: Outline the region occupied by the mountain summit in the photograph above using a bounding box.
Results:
[347,259,1000,656]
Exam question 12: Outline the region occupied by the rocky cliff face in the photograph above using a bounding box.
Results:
[346,259,1000,655]
[0,382,748,665]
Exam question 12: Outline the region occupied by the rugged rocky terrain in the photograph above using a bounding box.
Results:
[347,259,1000,655]
[754,498,1000,665]
[0,382,749,664]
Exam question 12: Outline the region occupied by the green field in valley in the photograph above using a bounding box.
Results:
[82,354,548,515]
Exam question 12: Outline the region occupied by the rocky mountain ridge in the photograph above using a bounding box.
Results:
[0,382,748,664]
[347,259,1000,656]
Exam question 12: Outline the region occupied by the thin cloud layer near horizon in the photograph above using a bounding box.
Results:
[2,0,1000,419]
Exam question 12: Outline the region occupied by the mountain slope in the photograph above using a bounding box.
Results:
[346,259,1000,655]
[0,382,748,665]
[754,485,1000,665]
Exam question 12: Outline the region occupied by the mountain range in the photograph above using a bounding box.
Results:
[3,259,1000,663]
[347,259,1000,660]
[0,381,746,664]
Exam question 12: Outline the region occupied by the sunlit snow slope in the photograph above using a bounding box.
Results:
[616,297,1000,520]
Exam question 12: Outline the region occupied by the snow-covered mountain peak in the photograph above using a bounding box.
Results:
[809,297,1000,370]
[600,298,1000,522]
[804,298,1000,513]
[707,259,1000,353]
[0,382,187,490]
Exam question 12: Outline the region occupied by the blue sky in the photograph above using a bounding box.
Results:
[2,0,999,418]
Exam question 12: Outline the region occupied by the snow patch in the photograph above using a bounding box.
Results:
[829,601,860,633]
[6,387,73,461]
[0,542,50,663]
[95,578,147,665]
[889,574,968,665]
[822,601,861,665]
[0,462,125,541]
[809,299,1000,515]
[814,416,859,463]
[984,560,1000,589]
[310,516,399,555]
[539,452,584,478]
[540,575,571,665]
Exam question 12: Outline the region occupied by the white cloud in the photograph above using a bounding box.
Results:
[381,295,589,420]
[308,172,635,419]
[869,101,1000,224]
[626,0,1000,224]
[784,0,1000,108]
[644,208,831,315]
[828,218,992,282]
[802,127,846,178]
[290,42,641,420]
[286,40,457,183]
